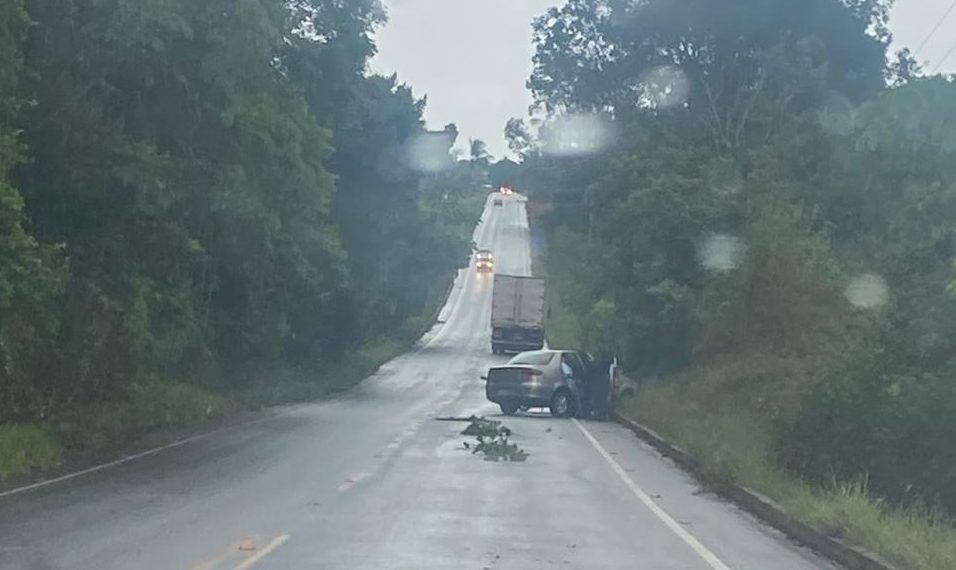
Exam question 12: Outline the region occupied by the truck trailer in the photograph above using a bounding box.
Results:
[491,275,546,354]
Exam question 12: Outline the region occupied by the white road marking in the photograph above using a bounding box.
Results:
[1,195,499,502]
[0,417,266,499]
[0,545,24,552]
[572,419,733,570]
[233,534,290,570]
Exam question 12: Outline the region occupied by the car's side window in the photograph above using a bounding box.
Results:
[565,353,585,378]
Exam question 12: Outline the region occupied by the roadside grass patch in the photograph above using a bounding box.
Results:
[544,282,583,350]
[129,377,232,429]
[55,376,233,453]
[239,339,410,408]
[0,424,63,480]
[0,193,473,480]
[628,384,956,570]
[357,339,407,371]
[462,416,529,462]
[530,247,582,349]
[240,367,341,408]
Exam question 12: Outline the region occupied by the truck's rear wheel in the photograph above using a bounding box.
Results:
[550,389,575,418]
[500,401,519,416]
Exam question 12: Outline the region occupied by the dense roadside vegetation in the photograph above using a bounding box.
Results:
[516,0,956,567]
[0,0,484,478]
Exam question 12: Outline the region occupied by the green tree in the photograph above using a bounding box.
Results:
[469,139,491,164]
[530,0,890,148]
[523,0,956,518]
[505,118,535,159]
[0,0,67,420]
[13,0,347,398]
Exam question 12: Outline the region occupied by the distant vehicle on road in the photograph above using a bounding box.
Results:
[484,350,591,417]
[493,197,503,206]
[491,275,545,354]
[475,249,494,273]
[499,186,513,195]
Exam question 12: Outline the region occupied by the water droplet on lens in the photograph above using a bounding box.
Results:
[541,113,614,158]
[844,274,888,308]
[698,235,745,272]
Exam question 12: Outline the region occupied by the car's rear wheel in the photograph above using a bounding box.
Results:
[550,389,575,418]
[500,401,519,416]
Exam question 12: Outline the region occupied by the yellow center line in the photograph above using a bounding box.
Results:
[233,534,290,570]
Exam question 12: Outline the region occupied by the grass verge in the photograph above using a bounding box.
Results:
[1,192,481,483]
[0,335,423,483]
[0,424,62,479]
[236,338,411,409]
[528,217,581,350]
[0,270,458,482]
[236,268,456,409]
[627,384,956,570]
[1,376,231,481]
[54,376,235,454]
[529,194,956,569]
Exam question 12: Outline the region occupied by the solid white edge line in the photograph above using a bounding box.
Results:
[233,534,290,570]
[2,195,501,500]
[0,417,270,500]
[0,434,205,499]
[572,418,733,570]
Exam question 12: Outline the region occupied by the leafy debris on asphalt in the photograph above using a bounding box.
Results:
[462,416,528,462]
[461,416,509,437]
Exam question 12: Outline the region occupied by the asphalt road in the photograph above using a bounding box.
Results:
[0,195,838,570]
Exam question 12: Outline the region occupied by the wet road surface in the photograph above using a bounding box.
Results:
[0,195,838,569]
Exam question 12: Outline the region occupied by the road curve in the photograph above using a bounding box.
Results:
[0,195,838,570]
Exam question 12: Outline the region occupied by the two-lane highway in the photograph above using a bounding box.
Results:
[0,195,836,569]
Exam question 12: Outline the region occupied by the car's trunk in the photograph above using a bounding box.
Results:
[487,366,540,386]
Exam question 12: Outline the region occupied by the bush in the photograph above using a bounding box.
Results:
[643,352,829,428]
[127,376,232,431]
[356,339,406,371]
[630,366,799,488]
[53,376,232,453]
[628,386,956,570]
[0,423,62,479]
[778,359,956,514]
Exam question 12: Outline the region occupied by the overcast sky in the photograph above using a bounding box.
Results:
[370,0,956,159]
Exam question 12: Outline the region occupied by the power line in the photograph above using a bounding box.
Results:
[933,37,956,73]
[914,0,956,56]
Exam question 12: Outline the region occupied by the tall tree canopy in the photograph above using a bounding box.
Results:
[0,0,67,420]
[0,0,476,424]
[530,0,890,148]
[520,0,956,516]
